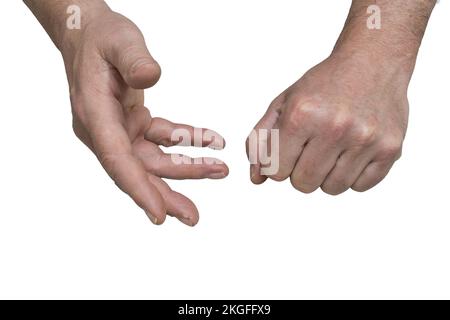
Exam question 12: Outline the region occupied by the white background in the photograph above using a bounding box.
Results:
[0,0,449,299]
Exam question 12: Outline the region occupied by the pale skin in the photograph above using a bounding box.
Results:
[24,0,229,226]
[247,0,436,195]
[25,1,436,225]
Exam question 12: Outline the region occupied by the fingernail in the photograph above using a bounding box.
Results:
[208,139,225,150]
[145,211,158,225]
[209,172,226,179]
[180,217,195,227]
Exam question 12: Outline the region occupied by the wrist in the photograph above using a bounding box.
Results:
[329,0,436,87]
[59,1,111,56]
[331,42,416,85]
[326,43,413,94]
[331,26,419,88]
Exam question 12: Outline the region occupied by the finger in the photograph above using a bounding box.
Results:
[89,109,166,224]
[137,146,229,180]
[321,149,373,195]
[351,161,395,192]
[352,138,403,192]
[246,98,282,184]
[147,175,199,227]
[145,117,225,149]
[290,137,341,193]
[103,24,161,89]
[268,109,310,181]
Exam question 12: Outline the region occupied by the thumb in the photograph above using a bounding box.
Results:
[246,100,282,184]
[104,27,161,89]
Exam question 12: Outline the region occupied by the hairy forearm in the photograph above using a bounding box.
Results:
[333,0,436,76]
[24,0,110,50]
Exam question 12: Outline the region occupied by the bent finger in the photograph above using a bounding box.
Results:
[91,119,166,224]
[145,117,225,149]
[147,175,199,226]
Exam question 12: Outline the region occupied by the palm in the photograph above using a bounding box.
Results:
[68,14,228,226]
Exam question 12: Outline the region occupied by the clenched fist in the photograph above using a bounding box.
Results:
[248,52,408,195]
[247,0,436,195]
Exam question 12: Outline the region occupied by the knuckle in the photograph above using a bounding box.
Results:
[121,44,141,65]
[150,129,174,147]
[377,138,403,160]
[284,107,306,131]
[353,121,378,146]
[324,115,353,141]
[284,98,317,129]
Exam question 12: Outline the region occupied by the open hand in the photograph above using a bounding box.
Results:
[64,10,228,225]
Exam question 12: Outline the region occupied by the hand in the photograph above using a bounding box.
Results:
[64,10,228,225]
[247,52,408,195]
[246,0,435,196]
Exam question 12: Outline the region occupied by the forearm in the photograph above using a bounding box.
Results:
[24,0,110,50]
[333,0,436,76]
